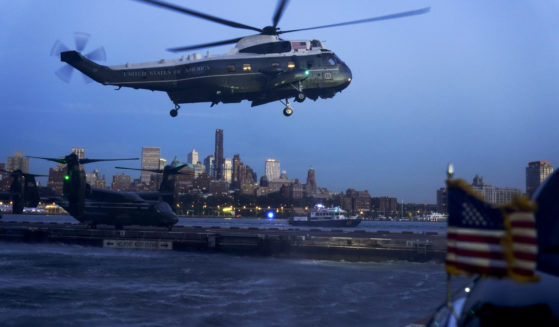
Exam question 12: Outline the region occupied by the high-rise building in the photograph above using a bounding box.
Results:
[232,154,241,188]
[223,158,232,183]
[7,151,29,173]
[159,158,167,170]
[204,155,214,177]
[187,149,199,165]
[526,161,553,198]
[265,158,280,181]
[141,147,160,185]
[72,147,85,160]
[214,129,224,180]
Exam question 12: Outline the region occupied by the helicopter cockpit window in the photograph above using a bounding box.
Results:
[322,54,337,66]
[239,41,292,54]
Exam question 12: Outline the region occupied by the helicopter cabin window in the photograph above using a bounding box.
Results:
[242,64,252,72]
[287,62,296,70]
[227,65,236,72]
[238,41,292,54]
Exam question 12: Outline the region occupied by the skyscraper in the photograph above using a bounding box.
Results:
[71,147,85,160]
[265,158,280,181]
[224,158,232,183]
[204,155,214,177]
[187,149,199,165]
[7,151,29,173]
[214,129,224,180]
[526,161,554,198]
[141,147,160,185]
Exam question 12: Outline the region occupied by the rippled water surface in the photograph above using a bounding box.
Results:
[0,242,454,327]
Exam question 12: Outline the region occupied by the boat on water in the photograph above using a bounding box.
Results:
[288,205,361,227]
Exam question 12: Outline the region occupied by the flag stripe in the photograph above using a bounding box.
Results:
[447,246,504,259]
[513,251,537,261]
[512,235,538,245]
[447,240,503,253]
[446,260,508,275]
[448,232,503,244]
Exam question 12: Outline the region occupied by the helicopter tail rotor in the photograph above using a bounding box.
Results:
[51,32,107,83]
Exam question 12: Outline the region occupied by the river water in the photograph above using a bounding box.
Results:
[0,215,462,327]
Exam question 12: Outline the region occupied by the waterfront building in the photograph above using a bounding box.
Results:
[214,129,224,180]
[305,168,318,196]
[526,161,553,198]
[111,173,132,191]
[209,180,229,194]
[343,189,371,214]
[371,197,398,216]
[7,151,29,173]
[204,155,215,177]
[471,175,522,205]
[141,147,160,185]
[265,159,280,181]
[187,149,199,165]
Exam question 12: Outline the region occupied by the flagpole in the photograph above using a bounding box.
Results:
[445,163,459,319]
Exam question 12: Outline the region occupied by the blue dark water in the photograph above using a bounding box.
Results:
[0,242,452,327]
[0,215,459,326]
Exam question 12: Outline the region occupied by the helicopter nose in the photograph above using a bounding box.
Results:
[341,63,352,89]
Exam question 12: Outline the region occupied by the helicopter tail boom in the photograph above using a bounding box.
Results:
[60,50,111,84]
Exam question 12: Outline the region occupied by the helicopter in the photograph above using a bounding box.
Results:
[29,153,178,229]
[0,169,45,214]
[52,0,430,117]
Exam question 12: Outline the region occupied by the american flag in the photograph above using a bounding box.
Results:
[446,179,538,281]
[507,211,538,278]
[446,181,508,276]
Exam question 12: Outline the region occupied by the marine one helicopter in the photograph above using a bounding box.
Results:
[0,169,45,214]
[53,0,429,117]
[29,153,178,229]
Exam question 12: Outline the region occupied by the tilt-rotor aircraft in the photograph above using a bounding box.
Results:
[53,0,429,117]
[115,163,190,211]
[0,169,45,214]
[29,154,178,229]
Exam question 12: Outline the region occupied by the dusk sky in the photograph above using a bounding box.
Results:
[1,1,558,203]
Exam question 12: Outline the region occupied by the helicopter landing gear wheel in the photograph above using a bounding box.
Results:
[280,99,293,117]
[283,106,293,117]
[295,92,305,102]
[169,103,180,117]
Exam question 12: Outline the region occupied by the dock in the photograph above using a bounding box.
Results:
[0,221,446,262]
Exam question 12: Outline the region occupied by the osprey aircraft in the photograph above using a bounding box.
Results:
[53,0,429,117]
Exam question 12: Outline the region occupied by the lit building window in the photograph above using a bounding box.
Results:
[287,61,296,69]
[242,64,251,72]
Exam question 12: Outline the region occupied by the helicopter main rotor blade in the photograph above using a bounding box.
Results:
[80,158,139,164]
[167,36,244,53]
[135,0,262,33]
[272,0,289,29]
[278,7,430,35]
[27,156,67,164]
[115,166,162,173]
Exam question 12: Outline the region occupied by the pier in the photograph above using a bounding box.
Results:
[0,221,446,262]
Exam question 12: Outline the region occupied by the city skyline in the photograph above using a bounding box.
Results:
[1,1,558,202]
